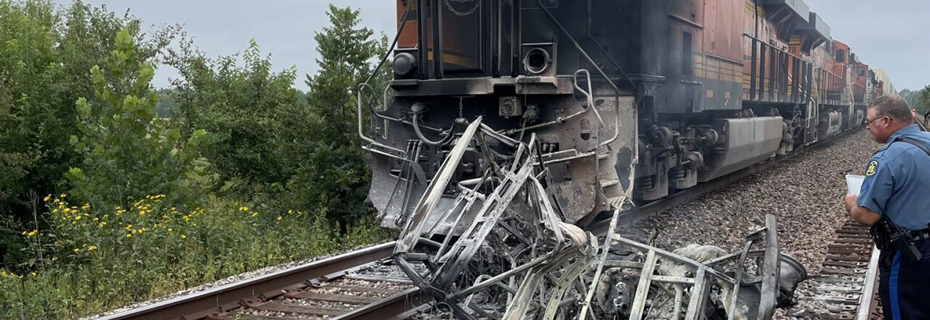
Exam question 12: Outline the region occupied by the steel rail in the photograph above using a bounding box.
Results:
[856,245,882,320]
[98,241,396,320]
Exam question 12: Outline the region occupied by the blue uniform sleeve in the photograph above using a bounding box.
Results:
[857,156,894,215]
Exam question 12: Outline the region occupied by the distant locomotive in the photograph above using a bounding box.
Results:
[359,0,890,232]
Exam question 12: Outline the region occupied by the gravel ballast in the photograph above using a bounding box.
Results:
[625,128,879,319]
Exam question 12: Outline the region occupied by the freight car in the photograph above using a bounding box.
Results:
[358,0,890,232]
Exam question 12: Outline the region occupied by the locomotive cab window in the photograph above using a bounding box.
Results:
[682,32,693,75]
[836,49,846,63]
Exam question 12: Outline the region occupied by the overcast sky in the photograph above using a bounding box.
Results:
[55,0,927,92]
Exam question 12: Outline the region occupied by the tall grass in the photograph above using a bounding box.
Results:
[0,194,392,319]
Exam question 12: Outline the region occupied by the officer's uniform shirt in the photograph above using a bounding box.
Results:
[858,124,930,231]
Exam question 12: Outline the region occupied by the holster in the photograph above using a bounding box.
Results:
[870,223,891,250]
[871,218,922,262]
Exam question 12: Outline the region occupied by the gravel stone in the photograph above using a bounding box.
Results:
[623,129,879,319]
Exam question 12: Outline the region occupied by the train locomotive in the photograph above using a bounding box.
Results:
[359,0,889,233]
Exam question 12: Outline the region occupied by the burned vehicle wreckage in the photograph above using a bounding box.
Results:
[389,118,807,320]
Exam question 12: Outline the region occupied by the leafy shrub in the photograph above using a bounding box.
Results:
[66,28,211,209]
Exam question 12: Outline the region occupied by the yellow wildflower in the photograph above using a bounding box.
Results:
[21,230,26,236]
[180,234,186,239]
[126,233,132,238]
[74,215,81,221]
[167,228,172,232]
[88,245,97,251]
[125,224,133,230]
[93,217,99,222]
[27,230,37,237]
[239,206,249,212]
[73,248,80,253]
[60,193,66,198]
[250,212,258,218]
[1,271,7,277]
[63,208,71,213]
[30,272,37,277]
[43,194,51,202]
[277,216,283,221]
[139,210,145,216]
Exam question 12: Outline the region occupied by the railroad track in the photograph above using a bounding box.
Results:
[97,242,427,320]
[100,129,880,320]
[809,219,881,320]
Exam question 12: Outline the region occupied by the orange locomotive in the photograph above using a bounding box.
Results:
[360,0,891,231]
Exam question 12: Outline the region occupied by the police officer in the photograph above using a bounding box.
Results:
[844,95,930,319]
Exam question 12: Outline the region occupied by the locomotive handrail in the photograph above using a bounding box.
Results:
[574,69,605,126]
[357,84,406,157]
[743,33,812,104]
[355,2,412,158]
[742,34,804,60]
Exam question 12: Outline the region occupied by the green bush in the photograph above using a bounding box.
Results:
[286,5,384,224]
[167,39,300,196]
[66,28,209,209]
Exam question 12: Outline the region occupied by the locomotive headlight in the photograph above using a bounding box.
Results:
[523,48,551,75]
[392,52,417,77]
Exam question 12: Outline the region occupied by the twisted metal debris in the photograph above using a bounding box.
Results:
[392,118,807,320]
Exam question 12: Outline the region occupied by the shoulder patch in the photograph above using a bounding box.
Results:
[866,160,879,176]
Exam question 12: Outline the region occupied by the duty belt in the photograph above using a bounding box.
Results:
[910,228,930,241]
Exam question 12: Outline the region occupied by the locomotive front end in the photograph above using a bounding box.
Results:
[360,0,639,233]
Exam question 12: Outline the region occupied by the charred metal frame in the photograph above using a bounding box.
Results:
[387,115,803,319]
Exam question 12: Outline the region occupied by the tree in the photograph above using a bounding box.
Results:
[166,38,303,198]
[0,0,60,222]
[916,85,930,115]
[66,29,205,208]
[289,5,382,225]
[0,0,173,222]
